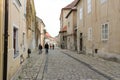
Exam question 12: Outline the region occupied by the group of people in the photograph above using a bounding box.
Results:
[27,43,53,58]
[39,43,54,54]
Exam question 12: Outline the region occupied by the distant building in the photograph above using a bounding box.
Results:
[36,17,46,47]
[26,0,36,51]
[45,32,57,47]
[66,2,77,50]
[59,0,78,49]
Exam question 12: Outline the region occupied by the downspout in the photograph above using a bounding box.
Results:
[3,0,9,80]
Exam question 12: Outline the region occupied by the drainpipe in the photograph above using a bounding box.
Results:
[3,0,9,80]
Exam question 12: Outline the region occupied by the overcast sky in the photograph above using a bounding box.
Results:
[34,0,74,37]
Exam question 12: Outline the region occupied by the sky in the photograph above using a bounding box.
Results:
[34,0,74,37]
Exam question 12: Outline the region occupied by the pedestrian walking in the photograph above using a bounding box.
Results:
[50,44,52,49]
[44,43,49,54]
[39,44,42,54]
[28,48,31,58]
[53,44,54,50]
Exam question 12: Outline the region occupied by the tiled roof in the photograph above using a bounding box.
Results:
[59,26,67,33]
[63,0,79,9]
[45,32,52,38]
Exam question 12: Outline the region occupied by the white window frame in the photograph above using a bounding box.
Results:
[101,23,109,40]
[87,0,92,14]
[100,0,107,4]
[88,27,92,41]
[80,8,83,20]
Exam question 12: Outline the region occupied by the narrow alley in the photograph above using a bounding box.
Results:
[1,0,120,80]
[13,48,120,80]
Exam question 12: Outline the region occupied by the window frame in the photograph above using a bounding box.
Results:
[100,0,107,4]
[101,23,109,41]
[13,24,19,58]
[87,0,92,14]
[80,8,83,20]
[88,27,92,41]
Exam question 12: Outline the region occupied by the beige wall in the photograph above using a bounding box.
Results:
[67,11,77,50]
[7,0,28,79]
[0,0,4,79]
[77,0,120,55]
[95,0,120,54]
[60,10,69,29]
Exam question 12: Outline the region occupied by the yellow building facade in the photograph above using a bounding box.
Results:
[26,0,36,51]
[0,0,4,79]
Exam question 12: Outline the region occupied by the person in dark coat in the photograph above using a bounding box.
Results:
[44,43,49,53]
[52,44,54,50]
[28,48,31,58]
[39,44,42,54]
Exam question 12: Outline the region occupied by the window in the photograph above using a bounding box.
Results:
[15,0,21,7]
[88,27,92,40]
[80,8,83,20]
[24,0,26,16]
[23,33,26,52]
[22,33,25,45]
[13,0,22,10]
[101,23,109,40]
[87,0,92,14]
[13,27,19,58]
[63,36,65,41]
[100,0,107,4]
[68,22,70,27]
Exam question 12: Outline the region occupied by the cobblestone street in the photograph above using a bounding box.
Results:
[13,48,120,80]
[43,50,109,80]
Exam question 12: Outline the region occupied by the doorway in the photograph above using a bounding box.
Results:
[80,33,83,51]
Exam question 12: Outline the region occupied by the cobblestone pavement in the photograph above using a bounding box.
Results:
[42,49,113,80]
[12,48,120,80]
[61,49,120,80]
[12,50,46,80]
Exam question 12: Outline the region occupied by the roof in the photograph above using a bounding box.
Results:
[45,32,52,38]
[65,0,79,18]
[63,0,79,10]
[66,7,77,18]
[59,26,67,33]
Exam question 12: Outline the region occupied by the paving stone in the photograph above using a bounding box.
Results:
[12,48,120,80]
